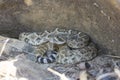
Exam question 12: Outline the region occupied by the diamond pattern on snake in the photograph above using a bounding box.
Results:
[19,28,97,64]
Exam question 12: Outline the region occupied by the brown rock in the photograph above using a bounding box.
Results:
[0,0,119,56]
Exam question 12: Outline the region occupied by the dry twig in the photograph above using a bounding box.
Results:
[0,38,9,56]
[47,68,70,80]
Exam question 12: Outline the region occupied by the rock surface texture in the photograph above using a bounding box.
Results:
[0,0,120,56]
[0,36,35,60]
[0,0,120,80]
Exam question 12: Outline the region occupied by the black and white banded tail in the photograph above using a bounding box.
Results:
[36,50,57,63]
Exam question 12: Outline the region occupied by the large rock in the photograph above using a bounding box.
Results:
[0,36,35,60]
[0,55,56,80]
[0,0,120,55]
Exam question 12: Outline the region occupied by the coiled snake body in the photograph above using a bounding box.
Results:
[19,28,97,64]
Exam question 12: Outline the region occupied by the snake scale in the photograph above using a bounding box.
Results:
[19,28,97,64]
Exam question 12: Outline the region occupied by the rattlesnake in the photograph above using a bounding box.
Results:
[19,28,97,64]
